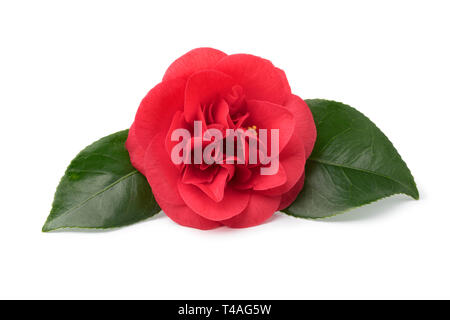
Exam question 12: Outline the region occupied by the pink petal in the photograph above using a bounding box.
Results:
[212,99,231,127]
[125,123,147,175]
[158,198,222,230]
[163,47,227,81]
[178,181,250,221]
[251,163,287,190]
[144,134,185,206]
[278,173,305,210]
[245,99,295,154]
[222,193,281,228]
[284,95,317,157]
[164,110,190,157]
[194,167,229,202]
[261,137,306,196]
[184,70,236,124]
[182,165,218,185]
[134,79,186,150]
[214,54,291,105]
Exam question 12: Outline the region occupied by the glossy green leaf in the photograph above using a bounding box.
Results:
[43,130,160,231]
[283,99,418,219]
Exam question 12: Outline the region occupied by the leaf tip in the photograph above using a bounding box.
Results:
[406,177,419,200]
[42,221,53,232]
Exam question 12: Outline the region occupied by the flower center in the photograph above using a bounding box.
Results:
[247,125,257,135]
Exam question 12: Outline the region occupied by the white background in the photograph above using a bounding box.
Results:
[0,0,449,299]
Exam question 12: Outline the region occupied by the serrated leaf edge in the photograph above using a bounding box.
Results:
[280,98,419,219]
[43,170,145,232]
[281,192,411,220]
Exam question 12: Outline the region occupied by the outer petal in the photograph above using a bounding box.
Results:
[163,47,227,82]
[134,78,186,149]
[260,100,310,196]
[284,95,317,157]
[178,182,250,221]
[144,134,185,206]
[261,136,306,196]
[275,67,292,99]
[278,173,305,210]
[222,193,281,228]
[125,123,146,175]
[214,54,291,104]
[145,134,221,230]
[184,70,236,124]
[158,198,221,230]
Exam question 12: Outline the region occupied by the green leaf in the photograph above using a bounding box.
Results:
[283,99,418,219]
[43,130,160,232]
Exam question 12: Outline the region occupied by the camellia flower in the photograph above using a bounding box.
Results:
[126,48,316,229]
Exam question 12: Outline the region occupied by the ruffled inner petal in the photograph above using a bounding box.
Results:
[184,70,237,124]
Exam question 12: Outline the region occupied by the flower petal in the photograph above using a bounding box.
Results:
[182,165,218,185]
[214,54,291,104]
[245,99,295,154]
[275,67,292,99]
[134,79,186,149]
[260,137,306,196]
[284,95,317,157]
[178,181,249,221]
[222,193,281,228]
[278,173,305,210]
[184,70,236,124]
[212,99,231,128]
[251,163,287,191]
[144,134,185,206]
[164,110,191,158]
[163,47,227,81]
[194,167,229,202]
[158,199,222,230]
[145,133,222,230]
[125,123,147,175]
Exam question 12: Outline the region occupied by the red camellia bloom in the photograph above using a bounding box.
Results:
[126,48,316,229]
